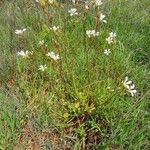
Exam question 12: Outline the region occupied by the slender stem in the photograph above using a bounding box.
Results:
[95,6,100,32]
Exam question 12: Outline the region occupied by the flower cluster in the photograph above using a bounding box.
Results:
[15,28,26,35]
[86,30,99,38]
[17,50,33,58]
[46,52,60,61]
[122,76,137,97]
[36,0,55,4]
[106,32,116,44]
[95,0,103,6]
[50,26,60,32]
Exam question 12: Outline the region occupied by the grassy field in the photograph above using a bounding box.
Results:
[0,0,150,149]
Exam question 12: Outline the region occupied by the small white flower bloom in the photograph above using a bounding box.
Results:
[72,0,76,4]
[106,37,113,44]
[38,65,47,72]
[17,50,33,58]
[48,0,55,4]
[109,32,116,38]
[85,4,89,10]
[17,50,26,57]
[15,28,26,34]
[84,1,90,10]
[38,40,45,46]
[46,52,60,61]
[130,84,135,90]
[95,0,103,6]
[122,76,137,97]
[50,26,60,32]
[86,30,99,38]
[104,49,111,55]
[68,8,78,16]
[126,80,132,85]
[100,13,107,23]
[123,76,130,89]
[106,32,116,44]
[129,89,137,97]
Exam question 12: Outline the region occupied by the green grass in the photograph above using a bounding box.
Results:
[0,0,150,149]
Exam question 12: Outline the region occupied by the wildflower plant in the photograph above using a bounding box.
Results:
[1,0,149,149]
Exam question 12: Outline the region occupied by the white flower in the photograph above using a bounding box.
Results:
[128,83,137,97]
[106,32,116,44]
[68,8,78,16]
[38,40,45,46]
[17,50,33,58]
[15,28,26,34]
[100,13,107,23]
[95,0,103,6]
[50,26,60,32]
[48,0,55,4]
[38,65,47,71]
[46,52,60,61]
[72,0,76,4]
[36,0,55,4]
[104,49,111,55]
[123,76,132,89]
[106,37,112,44]
[122,76,137,97]
[109,32,116,38]
[85,4,89,10]
[86,30,99,38]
